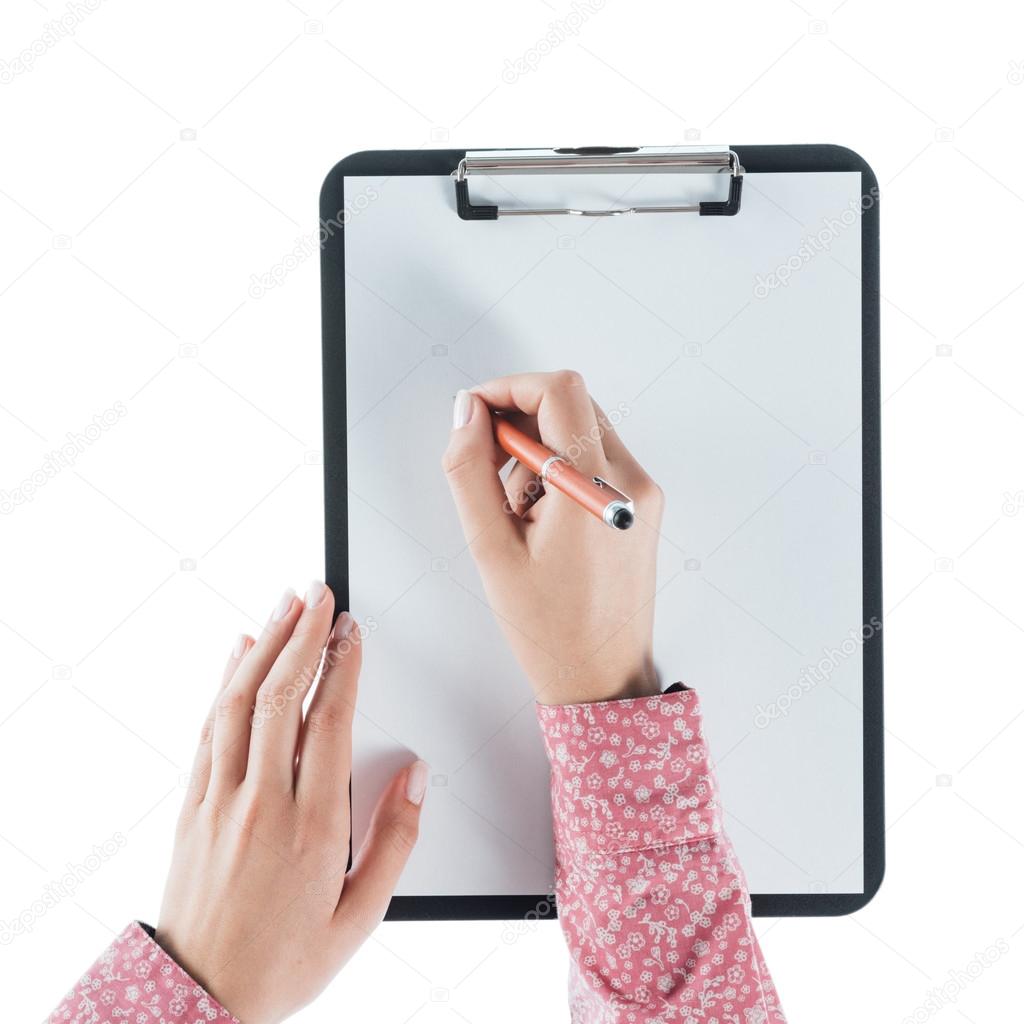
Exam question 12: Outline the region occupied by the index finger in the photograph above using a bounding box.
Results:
[472,370,604,472]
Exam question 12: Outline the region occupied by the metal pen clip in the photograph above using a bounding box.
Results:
[593,476,635,531]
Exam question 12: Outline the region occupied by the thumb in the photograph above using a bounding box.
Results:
[441,389,521,562]
[335,760,428,933]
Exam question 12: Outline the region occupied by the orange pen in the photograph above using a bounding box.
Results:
[493,415,635,530]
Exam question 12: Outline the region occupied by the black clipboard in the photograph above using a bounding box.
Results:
[320,144,882,920]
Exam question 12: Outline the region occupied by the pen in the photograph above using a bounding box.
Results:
[493,415,635,530]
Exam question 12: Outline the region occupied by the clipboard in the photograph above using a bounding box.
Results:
[320,144,882,920]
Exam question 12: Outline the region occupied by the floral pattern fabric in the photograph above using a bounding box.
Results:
[47,689,785,1024]
[47,921,238,1024]
[536,689,787,1023]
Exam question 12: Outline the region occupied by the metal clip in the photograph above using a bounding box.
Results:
[593,476,635,530]
[453,145,744,220]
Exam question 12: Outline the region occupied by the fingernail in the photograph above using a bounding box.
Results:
[332,611,355,640]
[305,580,327,607]
[452,389,472,430]
[406,760,429,805]
[232,634,248,658]
[271,588,296,621]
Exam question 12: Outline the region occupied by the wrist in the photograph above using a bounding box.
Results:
[533,658,660,706]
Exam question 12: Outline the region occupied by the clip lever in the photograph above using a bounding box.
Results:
[454,146,744,221]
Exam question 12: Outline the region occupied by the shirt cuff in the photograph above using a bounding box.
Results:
[48,921,239,1024]
[535,688,722,862]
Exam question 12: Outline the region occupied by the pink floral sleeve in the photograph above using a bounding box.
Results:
[47,921,238,1024]
[536,687,787,1024]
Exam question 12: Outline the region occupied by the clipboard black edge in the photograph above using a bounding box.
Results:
[320,144,883,922]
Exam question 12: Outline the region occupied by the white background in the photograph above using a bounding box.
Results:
[1,1,1022,1022]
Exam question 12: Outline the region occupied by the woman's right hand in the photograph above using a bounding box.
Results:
[442,370,665,706]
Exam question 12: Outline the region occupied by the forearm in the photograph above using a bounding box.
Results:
[537,687,787,1023]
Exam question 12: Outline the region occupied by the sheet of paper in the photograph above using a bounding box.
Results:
[343,169,865,897]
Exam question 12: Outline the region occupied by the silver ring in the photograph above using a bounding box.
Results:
[539,455,567,482]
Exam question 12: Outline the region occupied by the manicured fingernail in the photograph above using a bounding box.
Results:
[452,389,472,430]
[232,634,248,658]
[406,760,429,805]
[332,611,354,640]
[305,580,327,607]
[272,588,296,621]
